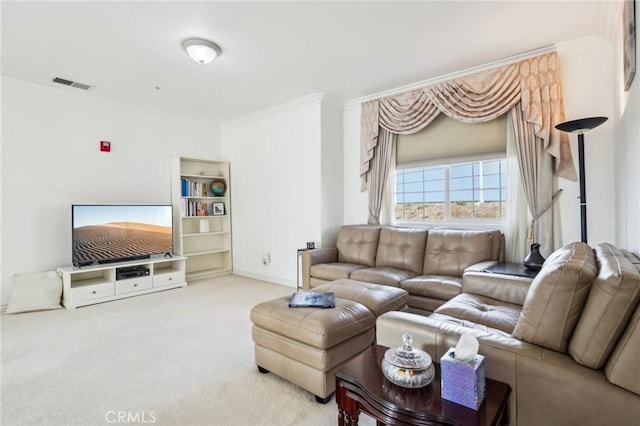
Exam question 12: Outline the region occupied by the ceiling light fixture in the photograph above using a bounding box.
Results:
[182,38,221,64]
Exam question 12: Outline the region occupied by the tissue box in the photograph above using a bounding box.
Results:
[440,347,486,410]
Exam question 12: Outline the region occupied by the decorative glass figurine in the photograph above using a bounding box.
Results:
[382,333,435,388]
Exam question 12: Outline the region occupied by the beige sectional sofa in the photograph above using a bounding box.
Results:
[300,224,640,424]
[302,224,505,314]
[376,242,640,425]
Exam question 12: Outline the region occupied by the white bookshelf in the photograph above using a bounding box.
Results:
[171,157,232,279]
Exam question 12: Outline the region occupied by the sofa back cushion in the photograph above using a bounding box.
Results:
[375,227,428,274]
[336,225,381,267]
[422,229,494,276]
[569,244,640,369]
[488,230,505,261]
[605,300,640,396]
[513,242,597,353]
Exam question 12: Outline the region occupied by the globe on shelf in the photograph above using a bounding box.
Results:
[209,179,226,197]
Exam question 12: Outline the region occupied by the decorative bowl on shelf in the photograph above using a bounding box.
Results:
[209,179,226,196]
[382,333,435,388]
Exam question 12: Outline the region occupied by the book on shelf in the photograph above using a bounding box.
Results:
[180,178,208,197]
[181,199,211,217]
[288,292,335,308]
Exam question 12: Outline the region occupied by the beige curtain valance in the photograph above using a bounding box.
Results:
[360,52,575,191]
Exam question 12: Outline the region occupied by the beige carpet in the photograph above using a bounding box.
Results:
[1,275,376,426]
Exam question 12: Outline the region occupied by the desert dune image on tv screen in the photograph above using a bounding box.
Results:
[72,206,172,264]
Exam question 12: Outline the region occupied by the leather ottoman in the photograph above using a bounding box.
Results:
[250,279,408,402]
[313,279,409,316]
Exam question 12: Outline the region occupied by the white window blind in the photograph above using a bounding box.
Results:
[396,114,507,164]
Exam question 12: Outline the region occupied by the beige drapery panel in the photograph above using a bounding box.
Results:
[360,52,573,245]
[509,105,554,257]
[367,129,395,224]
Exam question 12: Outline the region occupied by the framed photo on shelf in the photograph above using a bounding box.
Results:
[212,202,225,216]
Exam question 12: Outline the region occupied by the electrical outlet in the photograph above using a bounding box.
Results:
[262,252,271,265]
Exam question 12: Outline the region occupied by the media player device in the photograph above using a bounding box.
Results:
[116,265,150,280]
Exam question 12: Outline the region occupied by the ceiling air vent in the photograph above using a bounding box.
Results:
[52,77,93,91]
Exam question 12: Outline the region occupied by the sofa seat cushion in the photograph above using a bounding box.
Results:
[569,243,640,369]
[434,293,521,334]
[513,242,597,353]
[350,267,417,287]
[310,262,367,281]
[313,279,409,316]
[400,275,462,301]
[406,295,447,315]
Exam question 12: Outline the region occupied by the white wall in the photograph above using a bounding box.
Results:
[221,94,330,287]
[613,3,640,254]
[342,37,619,249]
[1,77,220,304]
[343,103,368,224]
[320,95,344,246]
[555,37,617,246]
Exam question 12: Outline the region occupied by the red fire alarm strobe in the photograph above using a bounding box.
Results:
[100,141,111,152]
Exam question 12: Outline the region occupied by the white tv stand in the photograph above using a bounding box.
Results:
[57,255,187,310]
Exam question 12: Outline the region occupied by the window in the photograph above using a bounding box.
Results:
[395,158,507,223]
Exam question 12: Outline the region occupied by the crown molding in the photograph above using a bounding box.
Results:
[343,102,361,114]
[222,93,325,129]
[555,34,610,55]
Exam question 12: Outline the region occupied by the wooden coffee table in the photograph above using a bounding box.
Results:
[335,345,510,426]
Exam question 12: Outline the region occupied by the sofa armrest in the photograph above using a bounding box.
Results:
[377,311,542,359]
[301,248,338,290]
[465,260,500,272]
[462,270,533,306]
[376,310,539,423]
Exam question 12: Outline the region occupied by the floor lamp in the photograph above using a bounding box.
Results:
[555,116,608,243]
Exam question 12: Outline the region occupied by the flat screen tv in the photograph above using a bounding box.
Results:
[72,204,173,266]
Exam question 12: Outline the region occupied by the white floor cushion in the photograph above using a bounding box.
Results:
[5,271,63,314]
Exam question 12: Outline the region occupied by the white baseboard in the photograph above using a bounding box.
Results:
[232,270,296,289]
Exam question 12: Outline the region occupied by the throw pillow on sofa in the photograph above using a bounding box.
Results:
[512,242,597,352]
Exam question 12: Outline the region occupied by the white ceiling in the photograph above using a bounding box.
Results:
[1,1,612,122]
